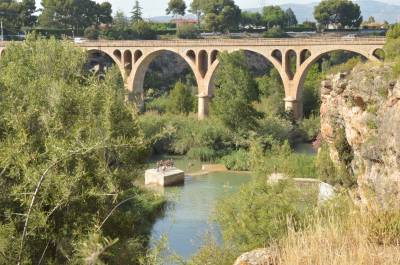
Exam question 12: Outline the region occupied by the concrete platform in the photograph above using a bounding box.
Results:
[145,168,185,186]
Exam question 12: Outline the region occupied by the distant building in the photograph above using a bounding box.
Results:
[171,18,198,27]
[361,22,389,30]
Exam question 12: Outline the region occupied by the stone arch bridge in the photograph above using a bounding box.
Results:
[0,37,386,119]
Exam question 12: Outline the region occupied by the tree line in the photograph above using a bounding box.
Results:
[0,0,380,38]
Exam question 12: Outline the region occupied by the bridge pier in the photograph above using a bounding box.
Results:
[284,97,303,120]
[198,95,210,120]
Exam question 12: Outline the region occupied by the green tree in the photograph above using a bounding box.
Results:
[314,0,362,29]
[241,11,263,28]
[131,20,157,39]
[285,8,298,27]
[167,81,195,114]
[96,2,113,24]
[113,10,129,30]
[211,52,262,131]
[191,0,241,33]
[262,5,286,29]
[367,16,375,23]
[0,0,36,33]
[131,0,143,23]
[39,0,112,31]
[166,0,186,17]
[190,0,202,25]
[0,35,162,264]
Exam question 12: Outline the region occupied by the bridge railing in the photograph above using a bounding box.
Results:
[0,37,386,48]
[76,37,386,47]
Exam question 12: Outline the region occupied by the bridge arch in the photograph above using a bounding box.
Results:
[285,47,381,118]
[129,48,201,107]
[86,48,125,81]
[205,48,286,97]
[295,48,377,100]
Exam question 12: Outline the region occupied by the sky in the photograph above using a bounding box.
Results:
[35,0,400,18]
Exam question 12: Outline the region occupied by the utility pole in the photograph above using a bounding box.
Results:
[1,19,3,41]
[0,11,4,41]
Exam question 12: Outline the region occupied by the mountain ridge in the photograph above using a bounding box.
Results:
[149,0,400,24]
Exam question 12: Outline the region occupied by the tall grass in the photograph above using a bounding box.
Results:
[274,204,400,265]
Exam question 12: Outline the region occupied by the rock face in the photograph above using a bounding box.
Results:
[320,63,400,206]
[233,248,276,265]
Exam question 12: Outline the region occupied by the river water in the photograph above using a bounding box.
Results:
[148,143,315,259]
[148,157,251,259]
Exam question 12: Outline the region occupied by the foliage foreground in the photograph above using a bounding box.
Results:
[0,37,164,264]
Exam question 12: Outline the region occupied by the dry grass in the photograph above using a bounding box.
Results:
[272,201,400,265]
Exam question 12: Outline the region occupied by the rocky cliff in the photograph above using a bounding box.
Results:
[320,62,400,207]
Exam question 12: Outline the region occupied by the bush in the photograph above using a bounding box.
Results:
[386,23,400,39]
[299,115,320,142]
[316,140,356,188]
[145,95,169,113]
[215,179,317,251]
[138,113,233,155]
[166,81,195,114]
[220,149,250,171]
[187,147,218,162]
[263,27,289,38]
[84,26,99,40]
[0,36,160,264]
[132,20,157,39]
[176,24,199,39]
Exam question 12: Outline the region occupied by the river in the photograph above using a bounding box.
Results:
[147,156,252,259]
[148,143,315,260]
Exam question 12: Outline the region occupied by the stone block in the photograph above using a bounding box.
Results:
[145,168,184,186]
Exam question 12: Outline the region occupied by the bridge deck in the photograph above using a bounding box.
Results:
[0,37,386,48]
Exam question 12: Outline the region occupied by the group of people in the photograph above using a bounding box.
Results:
[156,159,175,172]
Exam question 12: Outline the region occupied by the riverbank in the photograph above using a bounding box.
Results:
[189,164,253,176]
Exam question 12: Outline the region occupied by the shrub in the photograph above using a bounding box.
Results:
[187,236,237,265]
[0,36,159,264]
[316,138,356,188]
[220,149,250,171]
[215,179,317,251]
[256,115,294,144]
[254,141,317,179]
[299,115,320,142]
[187,147,218,162]
[84,26,99,40]
[146,95,169,113]
[132,20,157,39]
[138,113,233,155]
[263,27,289,38]
[176,24,199,39]
[166,81,195,114]
[386,23,400,39]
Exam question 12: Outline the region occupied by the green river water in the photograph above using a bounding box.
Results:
[148,143,315,259]
[147,156,251,259]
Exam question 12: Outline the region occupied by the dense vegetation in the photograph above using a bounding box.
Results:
[1,5,398,265]
[0,36,164,264]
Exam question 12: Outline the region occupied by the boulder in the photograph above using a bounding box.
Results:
[233,248,276,265]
